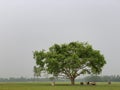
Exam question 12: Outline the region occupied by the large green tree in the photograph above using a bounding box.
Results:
[33,42,106,85]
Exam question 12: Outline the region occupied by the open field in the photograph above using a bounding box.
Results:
[0,82,120,90]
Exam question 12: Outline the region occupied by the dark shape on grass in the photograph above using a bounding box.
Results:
[108,81,111,85]
[87,82,90,85]
[80,82,84,85]
[90,82,96,85]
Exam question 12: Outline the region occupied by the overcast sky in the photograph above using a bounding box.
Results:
[0,0,120,78]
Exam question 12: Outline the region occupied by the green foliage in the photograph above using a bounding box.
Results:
[33,41,106,85]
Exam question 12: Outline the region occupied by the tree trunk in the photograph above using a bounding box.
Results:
[70,77,75,85]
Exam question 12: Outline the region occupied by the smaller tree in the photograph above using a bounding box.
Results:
[49,77,55,86]
[49,77,55,81]
[33,66,41,78]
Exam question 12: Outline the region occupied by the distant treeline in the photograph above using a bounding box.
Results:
[0,75,120,82]
[0,77,49,82]
[80,75,120,82]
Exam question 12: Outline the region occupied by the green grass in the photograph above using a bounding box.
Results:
[0,82,120,90]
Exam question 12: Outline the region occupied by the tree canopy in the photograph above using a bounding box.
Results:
[33,41,106,85]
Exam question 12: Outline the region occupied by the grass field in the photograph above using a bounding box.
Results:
[0,82,120,90]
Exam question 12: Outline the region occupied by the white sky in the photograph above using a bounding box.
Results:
[0,0,120,78]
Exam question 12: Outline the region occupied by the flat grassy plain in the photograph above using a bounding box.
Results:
[0,82,120,90]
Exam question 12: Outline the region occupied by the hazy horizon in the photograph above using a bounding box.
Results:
[0,0,120,78]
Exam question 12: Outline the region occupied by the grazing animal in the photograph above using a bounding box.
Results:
[80,82,84,85]
[86,82,90,85]
[86,82,96,85]
[90,82,96,85]
[108,81,111,85]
